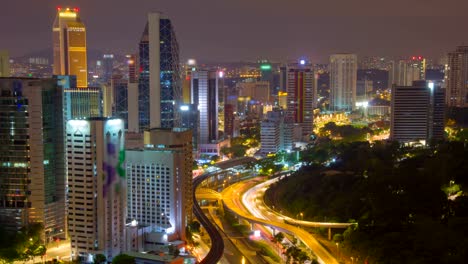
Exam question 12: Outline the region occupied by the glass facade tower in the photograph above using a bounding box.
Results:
[137,12,181,131]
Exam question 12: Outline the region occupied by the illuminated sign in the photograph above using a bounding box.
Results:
[59,12,77,18]
[260,64,271,70]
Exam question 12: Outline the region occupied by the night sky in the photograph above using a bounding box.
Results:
[1,0,468,63]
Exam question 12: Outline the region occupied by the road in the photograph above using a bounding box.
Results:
[222,179,340,264]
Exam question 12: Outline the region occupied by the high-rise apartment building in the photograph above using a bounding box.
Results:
[0,50,9,77]
[136,12,181,131]
[53,7,88,88]
[0,78,66,241]
[67,118,126,261]
[126,128,193,242]
[391,81,445,143]
[284,61,316,140]
[446,46,468,107]
[330,54,357,111]
[395,56,426,86]
[260,109,292,155]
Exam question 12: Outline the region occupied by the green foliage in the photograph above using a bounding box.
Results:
[266,141,468,263]
[252,241,281,262]
[0,223,46,264]
[319,122,372,142]
[112,254,135,264]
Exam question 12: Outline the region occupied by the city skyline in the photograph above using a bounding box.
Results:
[1,0,468,63]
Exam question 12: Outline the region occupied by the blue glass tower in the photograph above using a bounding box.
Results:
[138,12,181,131]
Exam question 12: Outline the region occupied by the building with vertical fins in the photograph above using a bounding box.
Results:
[53,7,88,88]
[0,78,66,241]
[67,118,126,262]
[446,46,468,107]
[330,54,357,112]
[284,61,316,141]
[391,81,445,143]
[136,12,181,131]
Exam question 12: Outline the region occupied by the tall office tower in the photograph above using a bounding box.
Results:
[0,50,9,77]
[111,75,129,129]
[0,78,66,241]
[102,54,114,84]
[284,61,316,140]
[330,54,358,111]
[191,70,222,144]
[67,118,126,261]
[183,59,196,104]
[53,7,88,88]
[446,46,468,107]
[395,56,426,86]
[391,81,445,143]
[56,75,106,119]
[137,12,181,131]
[224,104,235,138]
[127,128,193,242]
[179,104,199,150]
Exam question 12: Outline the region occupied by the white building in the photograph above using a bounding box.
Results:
[67,118,126,262]
[126,128,193,243]
[330,54,357,112]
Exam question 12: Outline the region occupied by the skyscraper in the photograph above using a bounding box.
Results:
[53,7,88,88]
[395,56,426,86]
[136,12,181,131]
[102,54,114,84]
[67,118,126,261]
[284,61,316,140]
[330,54,357,111]
[191,70,221,144]
[446,46,468,107]
[391,81,445,143]
[0,50,9,77]
[0,78,66,241]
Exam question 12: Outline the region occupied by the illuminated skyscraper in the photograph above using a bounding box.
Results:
[0,78,66,241]
[330,54,357,111]
[446,46,468,107]
[53,7,88,88]
[284,61,316,140]
[136,12,181,131]
[67,118,126,261]
[0,50,9,77]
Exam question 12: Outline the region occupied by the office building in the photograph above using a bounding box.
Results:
[53,7,88,88]
[0,78,66,241]
[112,75,129,129]
[284,61,316,140]
[56,75,107,120]
[135,12,181,131]
[391,81,445,143]
[126,128,193,242]
[102,54,114,84]
[179,104,199,150]
[446,46,468,107]
[260,109,292,154]
[395,56,426,86]
[237,81,271,104]
[0,50,9,77]
[330,54,357,111]
[67,118,126,261]
[191,71,222,144]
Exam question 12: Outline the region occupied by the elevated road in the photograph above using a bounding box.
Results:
[193,174,224,264]
[222,180,340,264]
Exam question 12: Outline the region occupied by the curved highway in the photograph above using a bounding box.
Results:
[193,173,224,264]
[222,180,340,264]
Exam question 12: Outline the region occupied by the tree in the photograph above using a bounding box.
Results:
[93,254,107,264]
[112,254,135,264]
